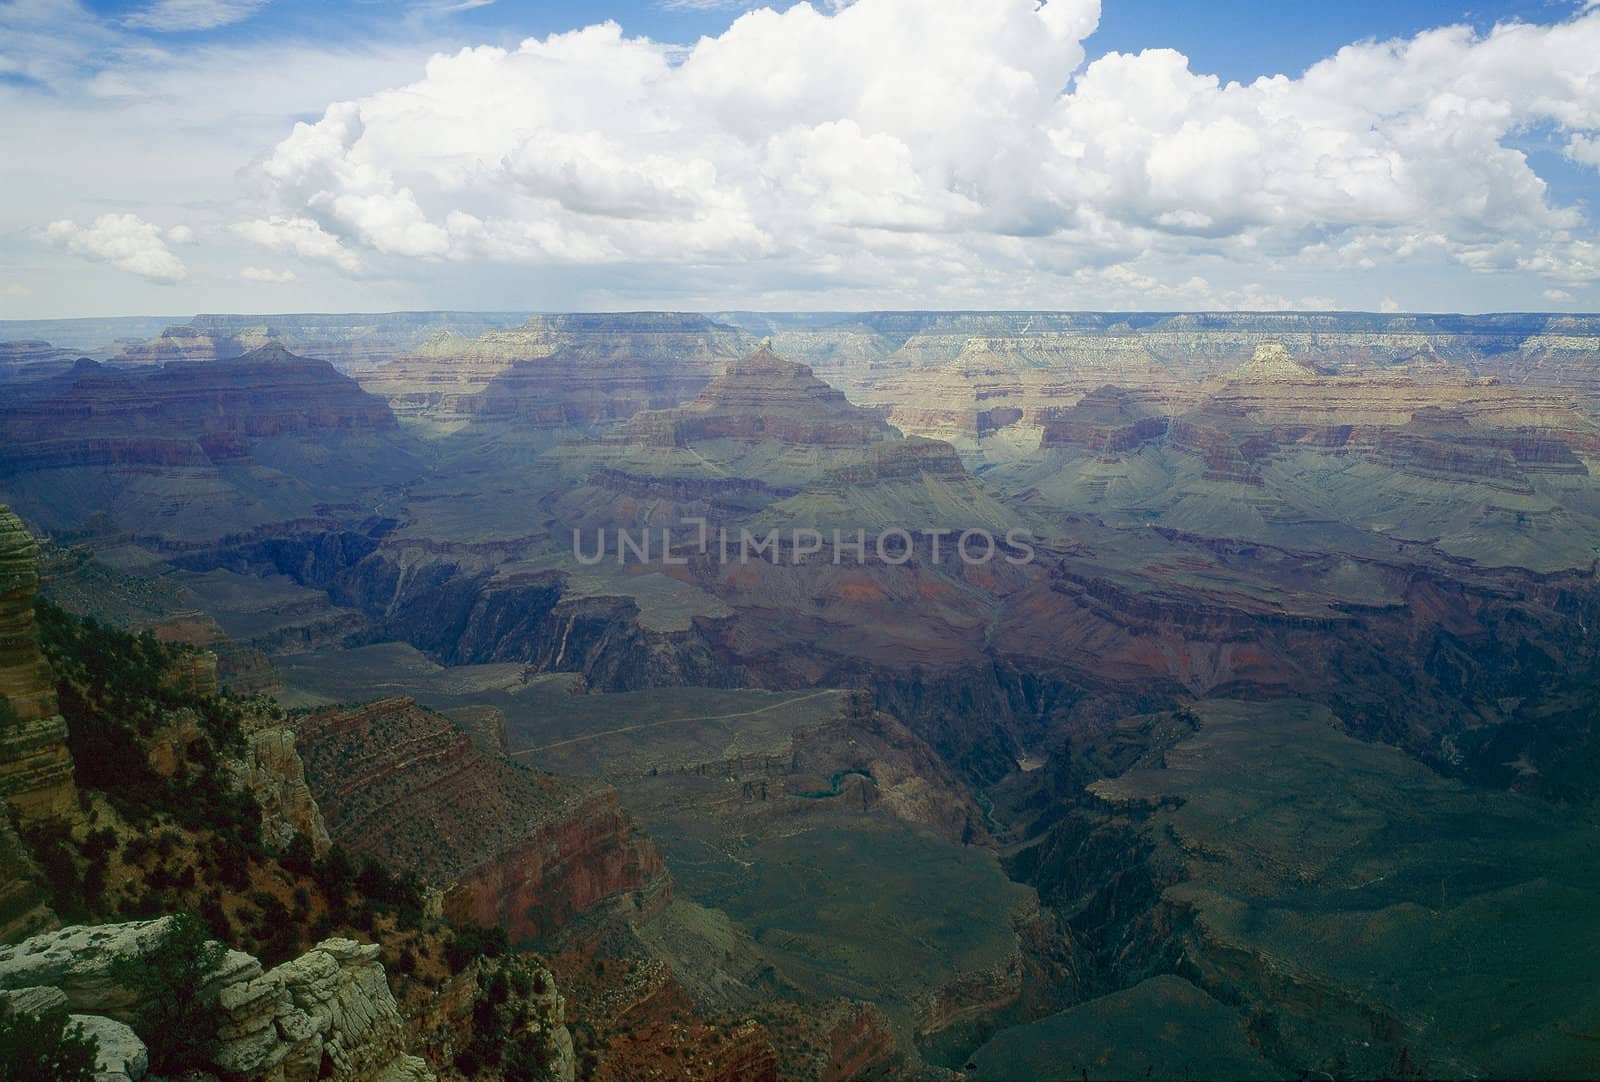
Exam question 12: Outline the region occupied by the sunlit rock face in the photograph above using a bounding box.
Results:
[359,313,754,434]
[0,505,76,822]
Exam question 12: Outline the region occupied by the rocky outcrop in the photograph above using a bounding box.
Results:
[1040,384,1172,452]
[113,324,279,368]
[1225,340,1319,382]
[235,714,332,856]
[406,958,574,1082]
[0,918,258,1017]
[626,344,891,448]
[213,938,430,1082]
[72,1013,148,1082]
[0,505,76,822]
[0,919,432,1082]
[293,698,668,943]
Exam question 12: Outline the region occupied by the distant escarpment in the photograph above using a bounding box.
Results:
[0,345,419,539]
[115,311,531,372]
[1034,341,1600,497]
[0,506,77,822]
[293,697,668,942]
[360,313,753,433]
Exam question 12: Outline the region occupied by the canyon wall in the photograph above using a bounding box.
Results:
[293,697,668,943]
[0,505,76,822]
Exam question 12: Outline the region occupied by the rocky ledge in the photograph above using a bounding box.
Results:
[0,918,435,1082]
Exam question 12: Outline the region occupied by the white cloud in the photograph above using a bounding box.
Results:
[1545,288,1574,301]
[237,0,1600,306]
[1380,297,1402,313]
[234,216,363,272]
[240,265,296,283]
[165,223,196,245]
[1567,133,1600,168]
[659,0,757,10]
[43,213,188,282]
[123,0,268,32]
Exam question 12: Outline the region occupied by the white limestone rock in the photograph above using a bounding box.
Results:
[0,918,259,1018]
[71,1014,148,1082]
[0,921,433,1082]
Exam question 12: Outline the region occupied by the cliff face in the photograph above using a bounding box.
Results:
[0,346,421,540]
[359,313,752,433]
[2,346,398,444]
[115,312,531,373]
[293,697,667,943]
[236,716,333,856]
[0,506,76,822]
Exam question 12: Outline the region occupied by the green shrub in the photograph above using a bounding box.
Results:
[0,1002,100,1082]
[108,912,226,1075]
[445,922,509,974]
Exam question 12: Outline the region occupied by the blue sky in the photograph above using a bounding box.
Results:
[68,0,1589,82]
[3,0,1598,316]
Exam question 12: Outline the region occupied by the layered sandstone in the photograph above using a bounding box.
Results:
[625,344,890,448]
[0,346,415,540]
[115,312,530,373]
[0,506,76,821]
[359,313,752,432]
[293,698,667,943]
[2,345,397,445]
[114,323,279,367]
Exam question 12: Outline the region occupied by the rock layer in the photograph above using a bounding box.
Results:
[293,698,668,943]
[0,505,76,821]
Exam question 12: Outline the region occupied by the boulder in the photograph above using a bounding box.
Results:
[72,1014,148,1082]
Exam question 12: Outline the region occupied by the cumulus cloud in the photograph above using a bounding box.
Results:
[240,265,296,283]
[123,0,269,32]
[1567,133,1600,168]
[44,213,189,282]
[235,216,363,272]
[236,0,1600,303]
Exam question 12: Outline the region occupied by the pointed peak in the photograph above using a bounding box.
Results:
[232,342,306,364]
[723,340,814,380]
[742,339,785,363]
[1229,341,1316,382]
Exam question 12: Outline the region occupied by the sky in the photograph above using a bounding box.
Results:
[2,0,1598,318]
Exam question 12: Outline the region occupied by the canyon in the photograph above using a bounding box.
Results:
[3,309,1599,1078]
